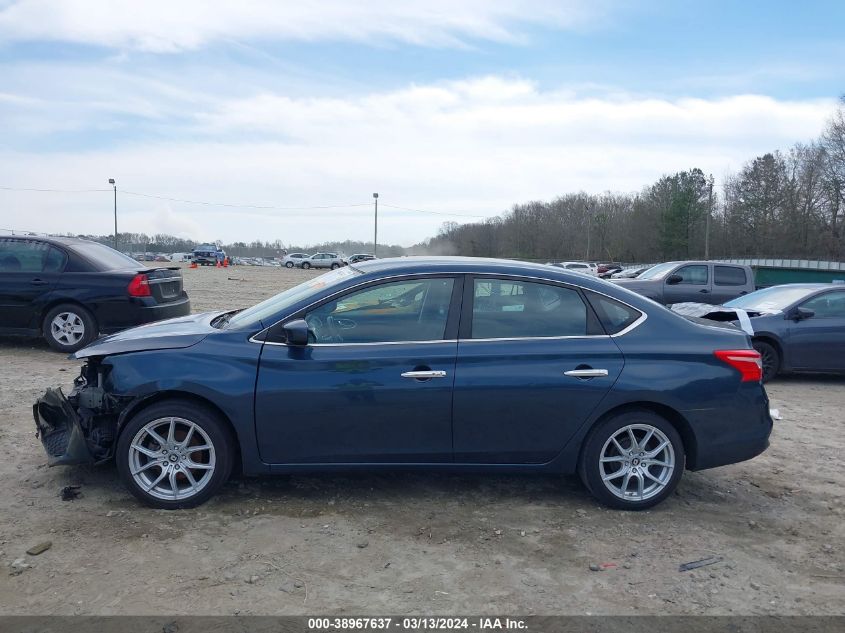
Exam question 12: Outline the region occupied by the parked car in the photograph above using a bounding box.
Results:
[298,252,343,269]
[33,257,771,510]
[670,283,845,382]
[611,261,754,304]
[346,253,376,265]
[0,236,190,352]
[282,253,310,268]
[611,266,650,279]
[192,244,225,266]
[548,261,598,276]
[598,263,623,278]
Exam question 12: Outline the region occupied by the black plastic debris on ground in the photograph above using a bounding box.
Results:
[679,556,723,572]
[60,485,82,501]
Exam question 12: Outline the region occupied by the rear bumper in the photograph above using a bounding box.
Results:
[685,388,773,471]
[100,296,191,334]
[32,388,95,465]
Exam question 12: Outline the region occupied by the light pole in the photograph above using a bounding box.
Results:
[373,192,379,257]
[108,178,117,250]
[705,175,713,260]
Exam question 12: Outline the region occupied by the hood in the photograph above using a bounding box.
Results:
[72,311,224,359]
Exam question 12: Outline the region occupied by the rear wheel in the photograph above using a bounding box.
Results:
[579,410,684,510]
[285,261,294,268]
[301,262,311,269]
[42,303,97,353]
[116,400,233,509]
[753,340,779,383]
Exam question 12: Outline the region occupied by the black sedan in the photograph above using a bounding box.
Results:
[34,257,771,510]
[0,235,190,352]
[671,283,845,381]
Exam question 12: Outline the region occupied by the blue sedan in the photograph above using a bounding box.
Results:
[33,257,772,510]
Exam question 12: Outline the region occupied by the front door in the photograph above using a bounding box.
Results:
[451,277,624,463]
[787,290,845,371]
[254,276,461,463]
[663,263,712,304]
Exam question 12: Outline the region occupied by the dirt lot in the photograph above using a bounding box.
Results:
[0,264,843,615]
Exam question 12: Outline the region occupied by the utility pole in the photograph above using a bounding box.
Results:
[705,175,713,260]
[584,203,593,261]
[373,192,379,256]
[109,178,117,250]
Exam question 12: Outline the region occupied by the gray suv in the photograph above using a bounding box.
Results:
[611,261,755,305]
[298,252,343,270]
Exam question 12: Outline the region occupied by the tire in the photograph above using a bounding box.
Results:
[330,263,340,270]
[285,261,294,268]
[42,303,97,353]
[116,399,234,509]
[301,262,311,269]
[578,409,684,511]
[753,340,779,383]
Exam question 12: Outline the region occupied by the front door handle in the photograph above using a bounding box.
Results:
[699,289,710,293]
[30,278,49,286]
[401,370,447,379]
[564,369,609,378]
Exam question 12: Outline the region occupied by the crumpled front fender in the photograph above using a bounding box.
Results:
[33,388,95,466]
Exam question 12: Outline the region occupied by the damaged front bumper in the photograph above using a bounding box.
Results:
[33,388,95,465]
[33,361,123,466]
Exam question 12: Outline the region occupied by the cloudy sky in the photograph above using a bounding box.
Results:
[0,1,842,247]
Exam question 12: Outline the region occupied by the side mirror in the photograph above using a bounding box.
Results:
[283,319,311,345]
[666,274,683,285]
[788,307,814,322]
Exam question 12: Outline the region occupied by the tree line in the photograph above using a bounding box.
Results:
[414,98,845,264]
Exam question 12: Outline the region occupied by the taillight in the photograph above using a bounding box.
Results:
[714,349,762,382]
[127,273,151,297]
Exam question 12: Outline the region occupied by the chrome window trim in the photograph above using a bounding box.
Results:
[248,270,649,347]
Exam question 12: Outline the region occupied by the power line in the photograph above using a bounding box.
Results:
[1,184,489,218]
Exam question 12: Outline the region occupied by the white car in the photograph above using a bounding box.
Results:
[299,252,343,269]
[549,261,598,276]
[282,253,311,268]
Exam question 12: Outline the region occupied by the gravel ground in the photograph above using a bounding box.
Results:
[0,264,843,615]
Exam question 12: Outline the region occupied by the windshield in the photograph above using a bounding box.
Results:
[724,286,816,312]
[71,242,143,270]
[225,266,360,329]
[636,262,678,280]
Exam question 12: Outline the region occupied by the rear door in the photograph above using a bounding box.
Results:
[451,276,625,464]
[787,290,845,371]
[0,239,65,330]
[712,265,751,303]
[663,264,712,303]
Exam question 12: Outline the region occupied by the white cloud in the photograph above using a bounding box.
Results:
[0,0,604,52]
[0,77,835,246]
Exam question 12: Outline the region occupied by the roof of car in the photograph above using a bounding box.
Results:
[351,256,598,279]
[0,234,101,247]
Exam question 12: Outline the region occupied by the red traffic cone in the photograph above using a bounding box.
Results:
[215,259,222,268]
[223,257,229,267]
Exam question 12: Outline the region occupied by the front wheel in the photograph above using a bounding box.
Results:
[301,262,311,269]
[753,340,779,383]
[116,399,233,509]
[579,410,684,510]
[330,263,340,269]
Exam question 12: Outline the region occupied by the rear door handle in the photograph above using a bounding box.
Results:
[699,289,710,293]
[30,279,49,286]
[401,370,447,379]
[564,369,609,378]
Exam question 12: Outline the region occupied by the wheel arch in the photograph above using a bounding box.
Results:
[578,401,699,469]
[116,391,244,475]
[751,333,784,369]
[39,297,99,332]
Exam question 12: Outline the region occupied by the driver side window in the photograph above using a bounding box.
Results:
[304,278,455,344]
[673,265,708,285]
[799,291,845,318]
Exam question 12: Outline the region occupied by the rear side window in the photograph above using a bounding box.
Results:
[586,291,643,335]
[0,239,66,273]
[70,242,140,270]
[714,265,747,286]
[471,278,588,339]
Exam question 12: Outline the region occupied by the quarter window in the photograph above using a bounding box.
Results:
[673,265,708,285]
[714,265,747,286]
[586,291,642,335]
[304,278,454,343]
[471,278,588,339]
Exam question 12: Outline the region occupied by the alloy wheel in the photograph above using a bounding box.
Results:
[599,424,675,501]
[128,417,216,501]
[50,311,85,346]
